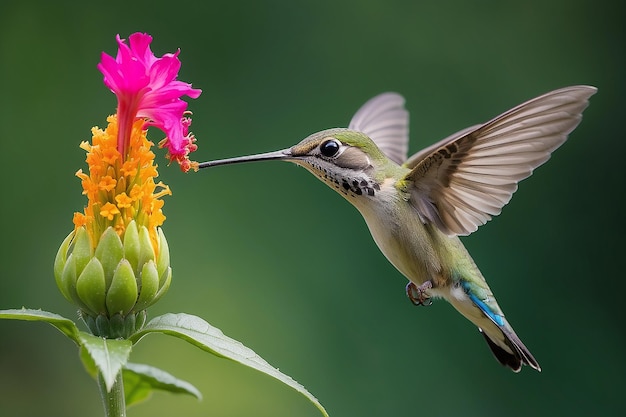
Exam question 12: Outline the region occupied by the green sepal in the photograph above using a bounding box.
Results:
[123,363,201,407]
[156,228,170,279]
[95,227,124,289]
[159,262,171,288]
[59,253,77,303]
[123,220,140,275]
[96,314,110,337]
[124,312,136,337]
[152,266,172,305]
[109,313,125,339]
[137,226,155,268]
[135,260,159,311]
[106,259,138,316]
[54,231,74,292]
[61,255,95,313]
[73,226,94,277]
[76,257,107,316]
[83,314,98,335]
[135,310,147,330]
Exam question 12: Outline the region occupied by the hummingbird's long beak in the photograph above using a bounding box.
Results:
[198,149,292,169]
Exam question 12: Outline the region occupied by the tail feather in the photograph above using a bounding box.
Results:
[447,281,541,372]
[479,327,541,372]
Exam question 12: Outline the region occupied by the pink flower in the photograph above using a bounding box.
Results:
[97,33,202,172]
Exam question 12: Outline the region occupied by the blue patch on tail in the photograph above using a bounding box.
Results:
[461,281,505,327]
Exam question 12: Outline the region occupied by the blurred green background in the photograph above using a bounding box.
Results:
[0,0,623,416]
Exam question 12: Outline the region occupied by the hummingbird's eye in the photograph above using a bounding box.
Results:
[320,139,341,157]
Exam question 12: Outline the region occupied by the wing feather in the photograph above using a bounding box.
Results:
[404,85,597,236]
[348,92,409,165]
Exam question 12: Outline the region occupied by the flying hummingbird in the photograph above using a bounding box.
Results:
[199,86,596,372]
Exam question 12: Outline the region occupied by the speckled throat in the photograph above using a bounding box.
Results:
[299,159,381,199]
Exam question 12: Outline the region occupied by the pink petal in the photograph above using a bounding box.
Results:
[98,32,202,170]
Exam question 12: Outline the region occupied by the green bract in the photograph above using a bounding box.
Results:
[54,221,171,338]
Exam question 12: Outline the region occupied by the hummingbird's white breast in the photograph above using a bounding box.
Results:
[352,177,444,289]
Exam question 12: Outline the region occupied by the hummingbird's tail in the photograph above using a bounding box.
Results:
[447,288,541,372]
[479,323,541,372]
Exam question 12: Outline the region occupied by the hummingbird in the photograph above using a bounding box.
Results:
[199,86,596,372]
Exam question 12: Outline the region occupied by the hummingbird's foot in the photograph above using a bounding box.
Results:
[406,281,433,306]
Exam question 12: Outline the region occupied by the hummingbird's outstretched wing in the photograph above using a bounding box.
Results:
[349,92,409,165]
[402,125,481,169]
[403,85,597,236]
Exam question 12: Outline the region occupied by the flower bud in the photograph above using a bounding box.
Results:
[54,220,171,338]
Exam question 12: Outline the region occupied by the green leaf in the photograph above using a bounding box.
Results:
[130,313,329,417]
[123,362,202,407]
[78,331,132,392]
[79,344,98,378]
[0,308,80,344]
[0,308,135,402]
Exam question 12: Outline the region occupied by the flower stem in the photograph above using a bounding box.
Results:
[98,371,126,417]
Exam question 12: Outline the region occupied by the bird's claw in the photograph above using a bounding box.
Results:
[406,281,433,306]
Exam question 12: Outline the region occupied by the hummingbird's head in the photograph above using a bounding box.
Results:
[198,128,393,199]
[285,128,389,198]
